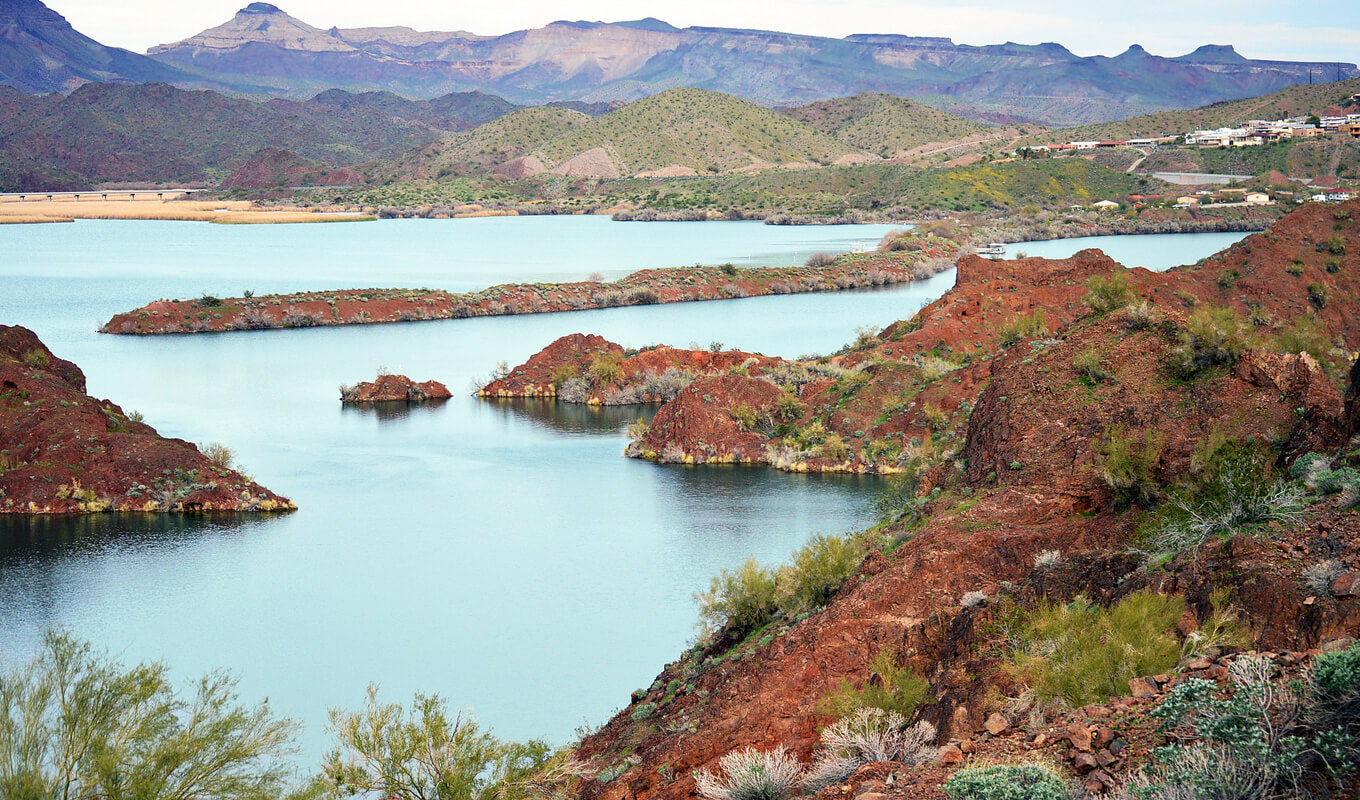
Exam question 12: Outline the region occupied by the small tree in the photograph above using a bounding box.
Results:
[0,632,296,800]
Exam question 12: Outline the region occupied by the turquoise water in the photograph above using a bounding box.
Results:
[0,216,1246,765]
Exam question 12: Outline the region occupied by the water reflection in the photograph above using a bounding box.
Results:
[0,513,282,561]
[487,398,657,435]
[339,398,450,422]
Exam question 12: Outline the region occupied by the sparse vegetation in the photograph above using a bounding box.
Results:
[20,348,49,369]
[1084,271,1133,314]
[817,651,929,718]
[1007,590,1185,707]
[1169,305,1254,379]
[803,709,937,791]
[1095,426,1163,509]
[999,310,1048,348]
[694,746,803,800]
[942,764,1068,800]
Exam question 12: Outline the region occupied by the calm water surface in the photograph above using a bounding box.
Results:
[0,216,1245,763]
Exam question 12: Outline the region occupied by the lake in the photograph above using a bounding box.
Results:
[0,216,1246,766]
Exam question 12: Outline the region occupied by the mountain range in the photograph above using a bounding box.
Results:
[4,0,1357,126]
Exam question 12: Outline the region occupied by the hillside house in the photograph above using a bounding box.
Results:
[1245,192,1271,205]
[1342,123,1360,139]
[1090,200,1121,210]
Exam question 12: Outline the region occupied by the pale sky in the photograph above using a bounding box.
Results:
[50,0,1360,64]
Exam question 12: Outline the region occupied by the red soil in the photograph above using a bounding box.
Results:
[100,243,956,336]
[340,374,452,403]
[0,325,295,514]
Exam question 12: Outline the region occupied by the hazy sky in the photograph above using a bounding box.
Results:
[50,0,1360,63]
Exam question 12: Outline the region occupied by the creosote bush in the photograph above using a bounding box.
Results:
[1072,348,1111,384]
[1095,426,1163,509]
[817,651,928,719]
[1084,271,1133,314]
[696,534,864,640]
[694,746,802,800]
[942,763,1068,800]
[587,351,625,387]
[20,348,50,369]
[1169,305,1253,379]
[999,310,1048,348]
[202,442,238,471]
[1007,589,1184,707]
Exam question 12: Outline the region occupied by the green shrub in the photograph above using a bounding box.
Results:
[201,442,238,471]
[1324,235,1347,255]
[1180,587,1252,660]
[549,363,578,388]
[1169,305,1253,378]
[1072,348,1111,383]
[1008,590,1184,707]
[817,651,929,718]
[587,351,625,386]
[999,310,1048,348]
[1085,271,1133,314]
[323,685,554,800]
[1307,282,1330,308]
[696,557,779,638]
[819,433,849,462]
[0,632,296,800]
[20,348,49,369]
[1095,426,1163,508]
[777,534,863,613]
[1138,443,1303,555]
[1274,314,1331,363]
[873,461,925,525]
[942,764,1068,800]
[731,402,760,432]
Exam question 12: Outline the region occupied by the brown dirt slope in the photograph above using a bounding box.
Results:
[0,325,295,514]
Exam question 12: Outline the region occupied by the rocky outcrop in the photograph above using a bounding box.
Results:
[220,147,362,189]
[0,325,295,514]
[340,374,451,403]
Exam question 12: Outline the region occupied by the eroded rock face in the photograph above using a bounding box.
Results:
[339,374,452,403]
[0,325,295,514]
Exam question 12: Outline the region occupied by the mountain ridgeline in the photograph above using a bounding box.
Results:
[3,0,1357,126]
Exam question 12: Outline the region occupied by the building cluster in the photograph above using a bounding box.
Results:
[1029,110,1360,152]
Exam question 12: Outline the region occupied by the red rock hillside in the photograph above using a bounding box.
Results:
[551,200,1360,800]
[0,325,295,514]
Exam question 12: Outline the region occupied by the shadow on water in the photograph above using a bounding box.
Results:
[484,397,660,436]
[339,398,450,423]
[0,513,286,561]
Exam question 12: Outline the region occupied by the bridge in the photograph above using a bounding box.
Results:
[0,189,210,203]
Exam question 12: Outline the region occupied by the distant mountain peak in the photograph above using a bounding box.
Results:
[149,2,354,53]
[241,3,284,13]
[1177,44,1246,63]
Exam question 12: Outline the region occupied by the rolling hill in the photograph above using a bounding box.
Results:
[393,89,864,180]
[0,82,520,191]
[1020,77,1360,144]
[779,93,994,158]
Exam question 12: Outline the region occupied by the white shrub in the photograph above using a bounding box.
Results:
[802,709,937,791]
[694,746,803,800]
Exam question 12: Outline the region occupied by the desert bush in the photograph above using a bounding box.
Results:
[1169,306,1253,378]
[942,764,1068,800]
[1034,550,1062,569]
[1084,271,1133,314]
[323,685,553,800]
[0,632,296,800]
[1274,314,1332,363]
[1308,283,1331,308]
[819,433,849,462]
[1095,426,1163,509]
[626,287,660,305]
[1180,587,1252,661]
[549,363,578,389]
[1323,235,1347,255]
[817,651,928,718]
[1136,648,1360,800]
[803,710,937,791]
[805,252,837,267]
[777,534,863,614]
[1122,300,1160,331]
[20,348,49,368]
[556,377,589,403]
[694,746,802,800]
[198,294,223,307]
[1138,443,1303,555]
[587,352,625,387]
[1072,348,1111,383]
[922,402,950,431]
[202,442,238,471]
[1007,589,1184,707]
[696,558,780,638]
[1303,559,1346,597]
[873,461,925,525]
[999,310,1048,347]
[641,368,694,402]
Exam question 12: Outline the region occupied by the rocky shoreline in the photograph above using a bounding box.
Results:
[0,325,295,514]
[99,238,957,336]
